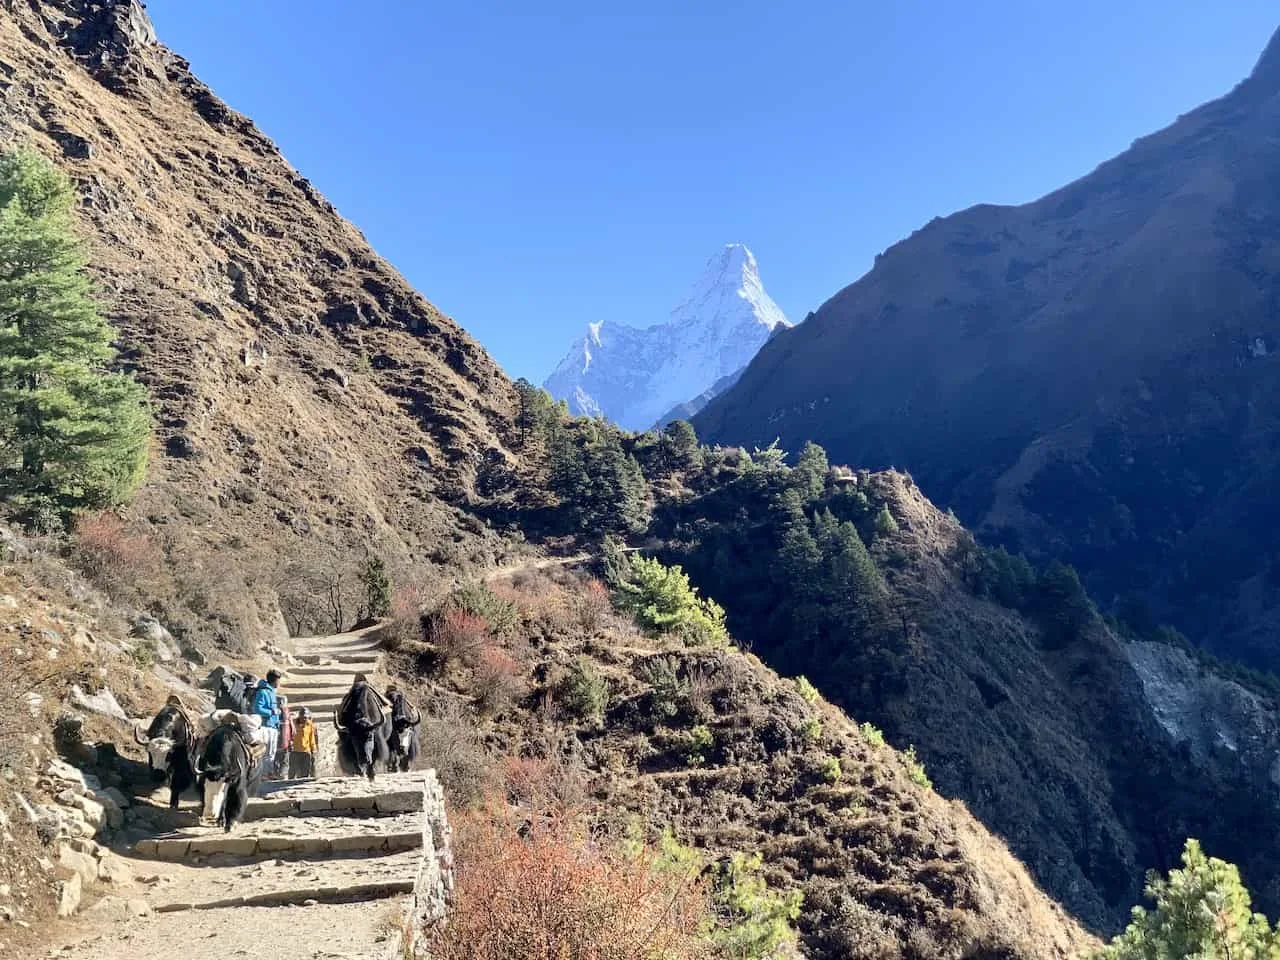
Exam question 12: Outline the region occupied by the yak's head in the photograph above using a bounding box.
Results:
[134,725,176,769]
[397,728,413,753]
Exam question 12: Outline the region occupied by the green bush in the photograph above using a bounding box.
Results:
[903,745,932,789]
[859,722,885,748]
[708,852,804,960]
[359,554,392,621]
[873,505,899,537]
[0,149,150,523]
[685,724,714,766]
[799,716,823,742]
[820,756,842,783]
[1096,839,1277,960]
[449,581,519,637]
[794,675,819,704]
[615,555,729,647]
[559,656,608,725]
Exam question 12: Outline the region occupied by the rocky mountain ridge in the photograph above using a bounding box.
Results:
[0,0,523,645]
[695,24,1280,672]
[545,243,789,430]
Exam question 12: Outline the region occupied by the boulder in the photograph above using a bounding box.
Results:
[89,790,124,830]
[57,844,99,884]
[96,854,132,886]
[67,685,128,722]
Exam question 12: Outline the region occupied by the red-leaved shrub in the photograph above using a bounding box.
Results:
[429,608,489,671]
[72,511,162,597]
[473,644,524,714]
[427,803,713,960]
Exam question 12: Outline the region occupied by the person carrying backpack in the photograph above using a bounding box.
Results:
[338,673,386,782]
[290,707,319,779]
[252,669,283,772]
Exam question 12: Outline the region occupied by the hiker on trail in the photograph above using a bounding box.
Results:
[252,669,283,771]
[290,707,319,779]
[276,694,295,777]
[338,673,386,782]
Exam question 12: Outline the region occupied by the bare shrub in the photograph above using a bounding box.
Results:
[686,660,719,720]
[429,608,490,672]
[70,511,163,600]
[427,802,713,960]
[379,583,428,651]
[501,753,587,812]
[418,699,493,805]
[473,644,524,715]
[274,546,360,636]
[574,577,613,633]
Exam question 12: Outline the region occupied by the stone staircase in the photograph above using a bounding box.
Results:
[287,627,385,776]
[50,627,451,960]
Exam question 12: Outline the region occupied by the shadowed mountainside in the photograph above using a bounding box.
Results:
[696,25,1280,672]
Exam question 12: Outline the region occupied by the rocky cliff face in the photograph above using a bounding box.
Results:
[0,0,521,644]
[695,25,1280,671]
[545,244,789,430]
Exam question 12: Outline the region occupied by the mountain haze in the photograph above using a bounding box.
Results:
[545,244,789,430]
[697,25,1280,670]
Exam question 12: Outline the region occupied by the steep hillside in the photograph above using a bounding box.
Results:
[545,244,789,431]
[695,26,1280,670]
[383,566,1096,960]
[651,463,1280,931]
[0,0,522,647]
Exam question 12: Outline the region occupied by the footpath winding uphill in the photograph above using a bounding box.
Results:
[288,627,388,776]
[48,630,451,960]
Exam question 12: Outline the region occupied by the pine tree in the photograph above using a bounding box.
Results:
[793,441,829,501]
[1097,839,1277,960]
[0,149,149,523]
[513,378,556,449]
[658,419,701,474]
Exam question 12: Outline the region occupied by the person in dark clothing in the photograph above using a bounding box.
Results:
[338,673,386,781]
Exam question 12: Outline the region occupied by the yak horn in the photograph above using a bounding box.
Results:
[133,725,151,745]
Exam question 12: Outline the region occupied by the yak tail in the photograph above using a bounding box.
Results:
[222,777,248,833]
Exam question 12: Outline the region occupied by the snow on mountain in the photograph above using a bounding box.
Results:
[544,244,790,431]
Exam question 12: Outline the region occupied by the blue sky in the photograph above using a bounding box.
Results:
[148,2,1278,382]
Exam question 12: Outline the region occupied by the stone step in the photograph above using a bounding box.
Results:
[287,664,369,677]
[148,848,423,913]
[286,691,348,707]
[299,652,382,666]
[54,900,408,960]
[133,811,424,861]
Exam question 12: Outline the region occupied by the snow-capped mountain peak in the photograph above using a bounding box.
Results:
[543,244,790,431]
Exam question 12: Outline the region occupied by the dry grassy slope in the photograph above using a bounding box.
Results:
[695,25,1280,669]
[388,569,1097,960]
[0,0,522,638]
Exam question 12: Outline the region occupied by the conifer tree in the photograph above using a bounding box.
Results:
[1097,839,1277,960]
[0,149,149,523]
[793,441,829,501]
[657,419,701,474]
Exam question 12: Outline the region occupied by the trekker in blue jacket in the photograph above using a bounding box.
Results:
[252,669,283,772]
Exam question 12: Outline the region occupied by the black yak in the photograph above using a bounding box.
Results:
[197,721,261,832]
[133,698,197,810]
